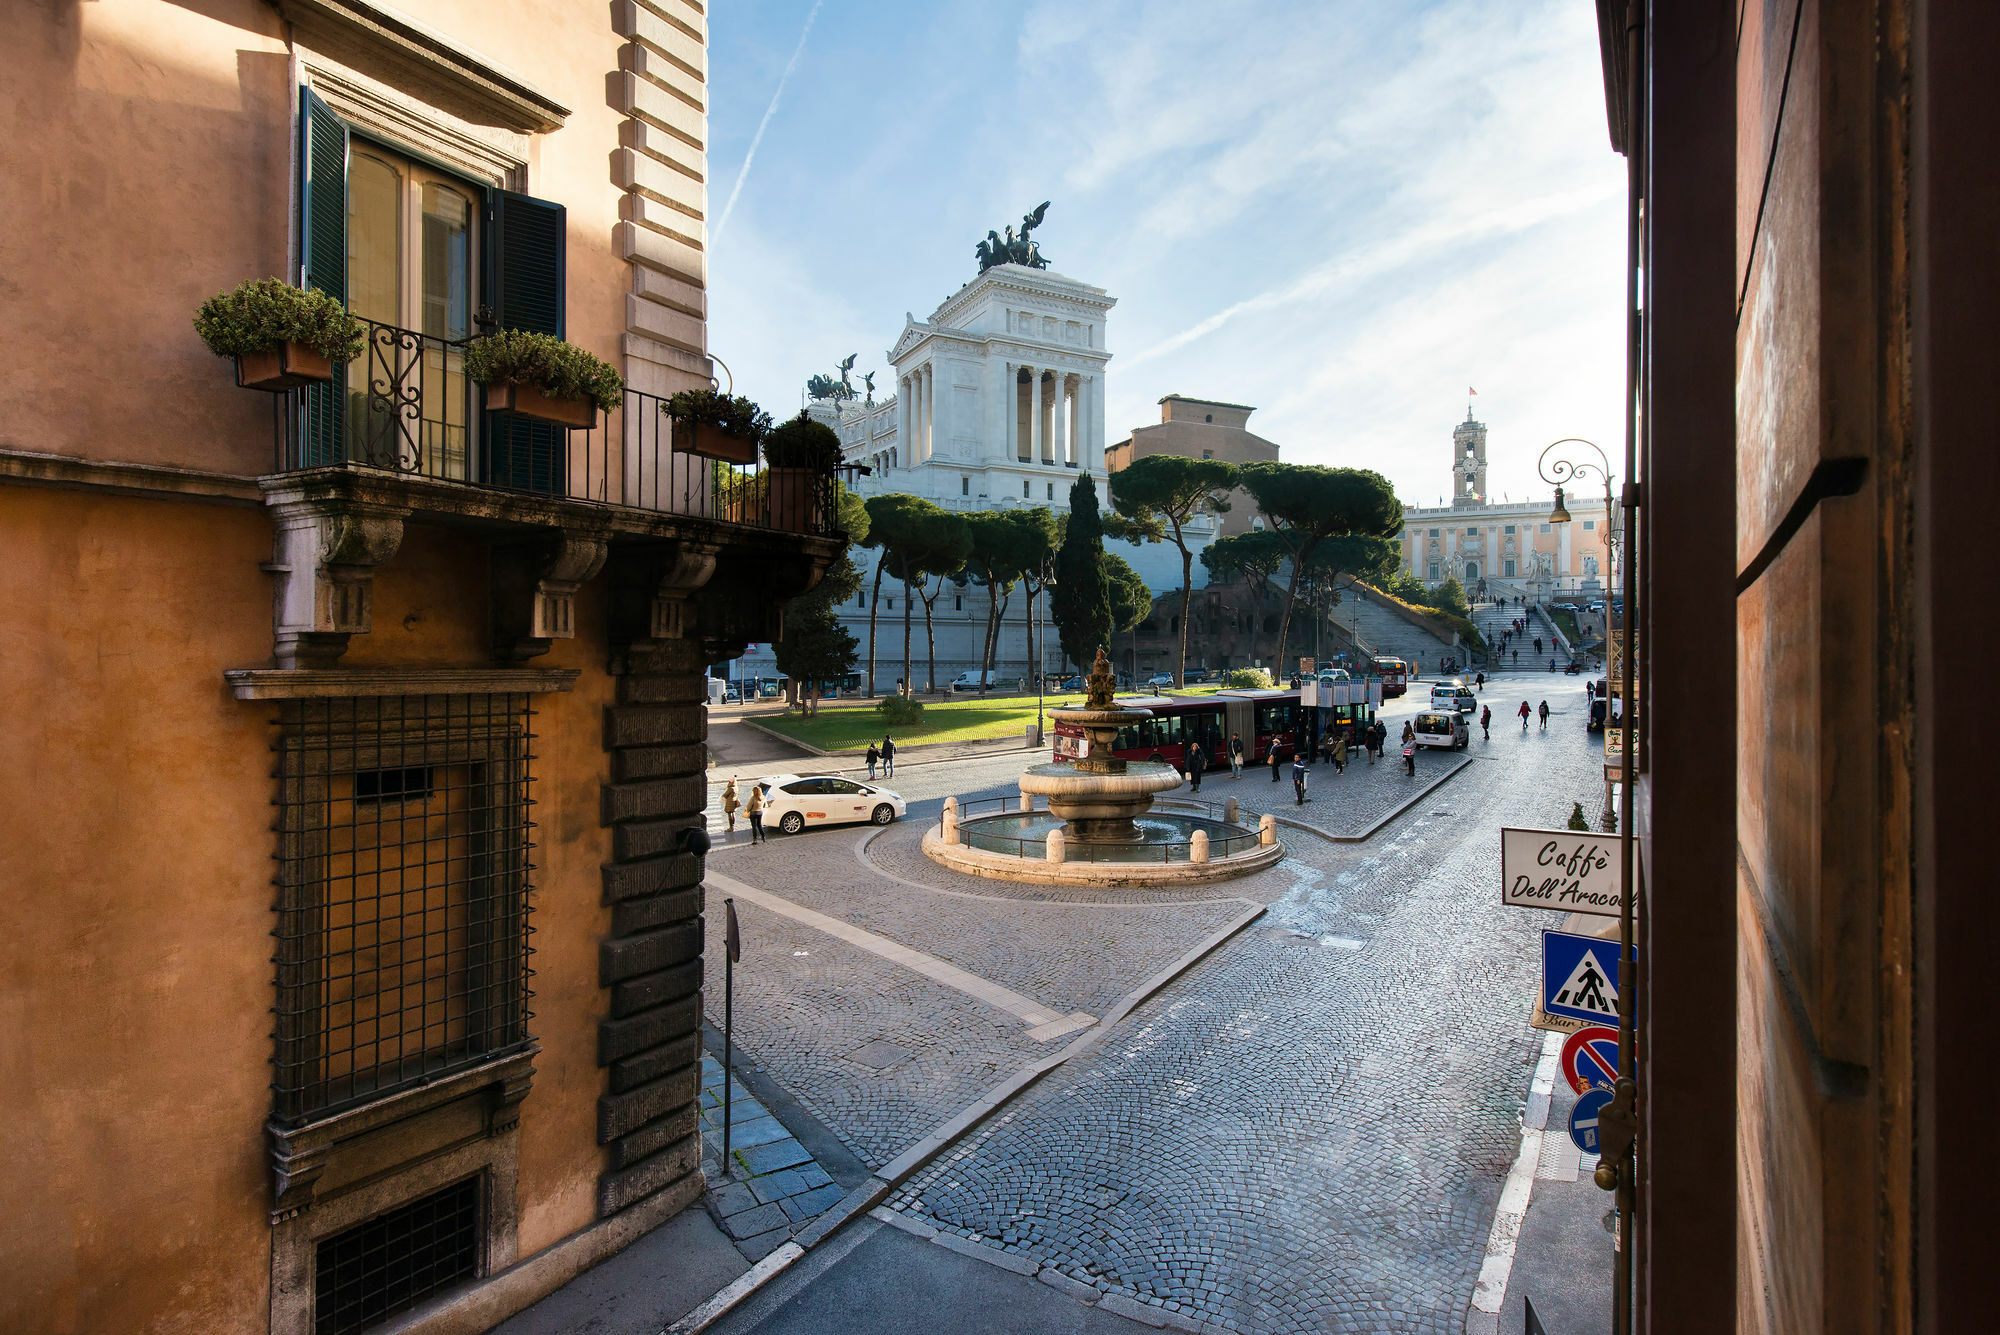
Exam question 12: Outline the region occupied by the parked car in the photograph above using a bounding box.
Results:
[756,774,906,835]
[1145,672,1175,688]
[1413,711,1470,750]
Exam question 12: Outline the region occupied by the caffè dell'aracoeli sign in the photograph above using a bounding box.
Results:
[1500,827,1626,917]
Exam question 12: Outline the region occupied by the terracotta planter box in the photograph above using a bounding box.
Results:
[235,341,334,391]
[765,466,823,534]
[484,382,597,430]
[671,417,759,464]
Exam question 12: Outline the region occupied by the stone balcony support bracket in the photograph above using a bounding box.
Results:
[264,487,411,668]
[492,528,614,661]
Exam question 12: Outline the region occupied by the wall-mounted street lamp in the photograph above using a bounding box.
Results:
[1540,437,1622,591]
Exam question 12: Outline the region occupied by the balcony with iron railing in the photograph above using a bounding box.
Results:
[269,319,844,540]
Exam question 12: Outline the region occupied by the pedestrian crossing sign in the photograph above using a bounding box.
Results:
[1541,929,1624,1024]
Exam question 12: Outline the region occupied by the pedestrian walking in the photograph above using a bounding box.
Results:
[1332,735,1347,774]
[1480,705,1491,740]
[1519,700,1532,731]
[865,742,880,780]
[721,778,740,835]
[744,781,767,844]
[1229,733,1244,778]
[1269,744,1283,783]
[881,735,896,776]
[1475,671,1485,691]
[1186,740,1205,792]
[1539,700,1550,731]
[1402,738,1417,776]
[1293,753,1310,804]
[1534,636,1543,656]
[1401,720,1416,746]
[1512,649,1519,666]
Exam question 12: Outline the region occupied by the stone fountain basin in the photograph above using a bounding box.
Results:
[1016,760,1183,808]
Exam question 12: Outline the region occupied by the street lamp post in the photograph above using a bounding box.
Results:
[1541,434,1637,1319]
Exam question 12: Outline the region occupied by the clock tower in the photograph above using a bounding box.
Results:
[1451,409,1487,509]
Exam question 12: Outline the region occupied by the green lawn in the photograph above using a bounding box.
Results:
[752,684,1233,753]
[753,694,1089,752]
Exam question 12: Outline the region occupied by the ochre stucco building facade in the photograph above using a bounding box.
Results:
[0,4,837,1333]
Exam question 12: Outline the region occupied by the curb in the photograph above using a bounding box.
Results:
[659,897,1266,1333]
[1237,752,1475,846]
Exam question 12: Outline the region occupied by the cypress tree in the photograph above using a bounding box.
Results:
[1051,474,1113,674]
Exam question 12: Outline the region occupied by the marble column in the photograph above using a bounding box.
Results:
[1001,363,1015,462]
[1029,366,1043,464]
[898,376,910,463]
[1051,372,1067,468]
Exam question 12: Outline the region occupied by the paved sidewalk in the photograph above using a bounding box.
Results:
[699,1055,849,1262]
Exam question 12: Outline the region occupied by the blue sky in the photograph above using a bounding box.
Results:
[702,0,1627,507]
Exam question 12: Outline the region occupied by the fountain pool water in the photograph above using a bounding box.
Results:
[961,811,1249,861]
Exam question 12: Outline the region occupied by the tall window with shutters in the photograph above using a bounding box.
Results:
[295,87,569,494]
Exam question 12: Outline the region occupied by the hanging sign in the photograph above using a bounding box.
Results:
[1604,726,1627,762]
[1501,827,1626,916]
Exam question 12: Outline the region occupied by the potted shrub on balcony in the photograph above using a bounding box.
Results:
[759,413,842,533]
[664,388,770,464]
[194,278,366,391]
[466,330,624,430]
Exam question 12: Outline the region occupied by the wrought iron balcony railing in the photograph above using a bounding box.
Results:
[272,320,843,539]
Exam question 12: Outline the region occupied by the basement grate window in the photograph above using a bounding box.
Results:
[314,1175,481,1335]
[271,694,537,1125]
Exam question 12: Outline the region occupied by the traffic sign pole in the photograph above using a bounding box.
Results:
[722,898,741,1176]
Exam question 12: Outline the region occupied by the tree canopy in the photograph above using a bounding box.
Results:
[1238,462,1402,662]
[863,494,972,693]
[1109,455,1239,686]
[1104,552,1151,635]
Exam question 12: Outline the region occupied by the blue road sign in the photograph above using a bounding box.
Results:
[1569,1085,1614,1155]
[1541,929,1624,1026]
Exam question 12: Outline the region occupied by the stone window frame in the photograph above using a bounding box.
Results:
[256,687,546,1335]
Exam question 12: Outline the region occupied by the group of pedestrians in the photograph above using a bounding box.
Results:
[865,734,897,779]
[1516,699,1551,731]
[719,776,766,844]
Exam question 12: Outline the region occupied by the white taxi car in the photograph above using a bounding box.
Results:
[756,773,906,835]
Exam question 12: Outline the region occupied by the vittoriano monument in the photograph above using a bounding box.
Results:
[806,354,858,403]
[975,201,1053,273]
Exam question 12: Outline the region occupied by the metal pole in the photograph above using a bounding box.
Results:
[722,898,740,1176]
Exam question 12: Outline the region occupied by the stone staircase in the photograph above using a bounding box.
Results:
[1334,579,1462,670]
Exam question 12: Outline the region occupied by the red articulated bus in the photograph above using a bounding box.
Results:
[1052,690,1302,773]
[1372,657,1408,698]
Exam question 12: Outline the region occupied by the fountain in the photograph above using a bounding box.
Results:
[922,648,1283,885]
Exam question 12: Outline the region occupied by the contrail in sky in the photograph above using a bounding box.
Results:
[712,0,825,247]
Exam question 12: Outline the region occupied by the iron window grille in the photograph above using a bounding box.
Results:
[313,1175,481,1335]
[271,694,537,1126]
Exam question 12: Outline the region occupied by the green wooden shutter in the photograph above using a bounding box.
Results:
[484,190,568,493]
[299,88,348,467]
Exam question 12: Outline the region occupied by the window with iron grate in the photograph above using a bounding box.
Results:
[314,1175,481,1335]
[271,694,537,1125]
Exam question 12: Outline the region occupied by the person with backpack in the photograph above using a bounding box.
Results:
[1539,700,1551,731]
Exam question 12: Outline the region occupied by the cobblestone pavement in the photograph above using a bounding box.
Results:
[875,680,1606,1334]
[1178,744,1472,841]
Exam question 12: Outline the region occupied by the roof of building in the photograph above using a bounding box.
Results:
[1158,393,1258,411]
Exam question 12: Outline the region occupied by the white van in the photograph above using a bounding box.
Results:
[950,669,998,693]
[1429,680,1475,713]
[1413,710,1469,750]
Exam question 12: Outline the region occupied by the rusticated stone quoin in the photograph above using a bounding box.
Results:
[595,639,711,1217]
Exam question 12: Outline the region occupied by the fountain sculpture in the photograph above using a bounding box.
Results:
[921,648,1282,885]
